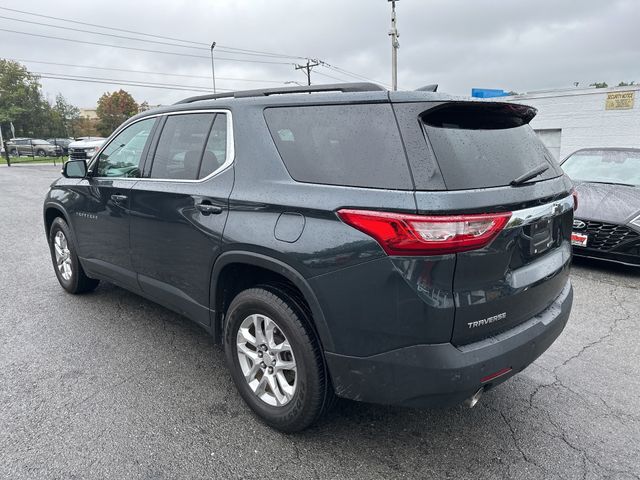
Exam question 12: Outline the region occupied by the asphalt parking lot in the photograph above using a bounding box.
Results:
[1,164,639,480]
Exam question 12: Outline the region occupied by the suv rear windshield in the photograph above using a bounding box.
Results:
[420,102,561,190]
[264,104,413,189]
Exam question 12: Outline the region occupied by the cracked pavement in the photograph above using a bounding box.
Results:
[1,164,639,479]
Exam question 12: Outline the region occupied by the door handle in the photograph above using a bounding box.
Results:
[196,202,223,215]
[111,194,128,202]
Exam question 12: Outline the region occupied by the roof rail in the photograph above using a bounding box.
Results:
[174,82,386,104]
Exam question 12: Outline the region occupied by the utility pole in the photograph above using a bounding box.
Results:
[388,0,400,91]
[295,59,320,86]
[210,42,217,94]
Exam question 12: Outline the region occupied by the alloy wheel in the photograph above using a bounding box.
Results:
[53,230,73,281]
[236,313,297,407]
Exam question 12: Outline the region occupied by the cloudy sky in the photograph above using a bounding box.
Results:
[1,0,638,108]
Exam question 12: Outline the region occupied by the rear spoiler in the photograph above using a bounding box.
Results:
[421,102,537,130]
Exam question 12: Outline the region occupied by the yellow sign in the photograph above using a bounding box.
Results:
[605,91,635,110]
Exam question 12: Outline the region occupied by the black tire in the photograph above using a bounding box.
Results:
[9,148,18,156]
[224,287,333,432]
[36,149,46,157]
[48,217,99,294]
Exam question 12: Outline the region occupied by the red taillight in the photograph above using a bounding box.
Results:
[337,209,512,256]
[571,188,578,211]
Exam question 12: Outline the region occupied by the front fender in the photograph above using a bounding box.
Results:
[43,200,79,246]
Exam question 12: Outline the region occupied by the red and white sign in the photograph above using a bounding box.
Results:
[571,232,588,247]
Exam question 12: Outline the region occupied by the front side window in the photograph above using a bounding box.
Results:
[95,118,156,178]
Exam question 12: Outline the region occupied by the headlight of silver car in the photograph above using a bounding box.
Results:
[85,148,97,157]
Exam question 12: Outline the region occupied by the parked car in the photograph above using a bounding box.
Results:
[561,147,640,266]
[46,138,74,155]
[7,138,63,157]
[43,83,575,431]
[67,137,105,161]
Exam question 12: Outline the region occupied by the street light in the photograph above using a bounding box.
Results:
[210,42,217,94]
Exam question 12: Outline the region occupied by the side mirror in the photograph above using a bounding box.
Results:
[62,159,87,178]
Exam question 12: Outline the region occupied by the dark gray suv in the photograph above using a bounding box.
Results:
[43,83,575,431]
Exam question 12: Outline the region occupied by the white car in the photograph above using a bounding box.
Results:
[68,137,105,161]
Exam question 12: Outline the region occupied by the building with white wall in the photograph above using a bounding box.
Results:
[79,108,98,120]
[503,85,640,160]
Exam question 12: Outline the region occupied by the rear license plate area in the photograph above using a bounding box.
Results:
[528,218,554,255]
[571,232,588,247]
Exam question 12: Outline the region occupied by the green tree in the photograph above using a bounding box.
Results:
[138,100,150,113]
[51,94,80,137]
[73,117,99,137]
[617,81,636,87]
[96,89,138,136]
[589,82,608,88]
[0,59,46,138]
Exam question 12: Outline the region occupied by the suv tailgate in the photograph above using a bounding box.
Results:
[394,100,574,345]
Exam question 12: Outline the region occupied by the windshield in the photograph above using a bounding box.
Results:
[562,149,640,186]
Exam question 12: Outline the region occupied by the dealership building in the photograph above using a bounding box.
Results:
[482,85,640,160]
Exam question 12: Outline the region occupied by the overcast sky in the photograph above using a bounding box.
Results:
[1,0,638,107]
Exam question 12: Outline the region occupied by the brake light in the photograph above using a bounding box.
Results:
[337,209,511,256]
[571,188,578,211]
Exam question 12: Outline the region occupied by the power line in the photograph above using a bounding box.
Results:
[0,5,390,88]
[8,58,290,83]
[33,71,214,89]
[0,14,206,51]
[0,5,309,60]
[313,70,352,83]
[0,14,309,60]
[0,28,295,65]
[321,62,390,88]
[0,5,208,46]
[213,45,306,61]
[35,72,233,93]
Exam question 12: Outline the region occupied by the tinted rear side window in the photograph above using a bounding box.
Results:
[419,102,561,190]
[264,104,413,189]
[199,113,227,179]
[150,113,214,180]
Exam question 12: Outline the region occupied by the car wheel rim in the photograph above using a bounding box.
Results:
[53,231,73,281]
[236,313,297,407]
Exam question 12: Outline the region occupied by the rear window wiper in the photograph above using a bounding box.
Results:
[511,164,549,186]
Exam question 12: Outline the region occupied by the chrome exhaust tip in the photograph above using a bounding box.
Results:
[464,388,484,408]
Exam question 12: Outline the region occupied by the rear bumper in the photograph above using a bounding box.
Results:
[573,247,640,267]
[326,279,573,408]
